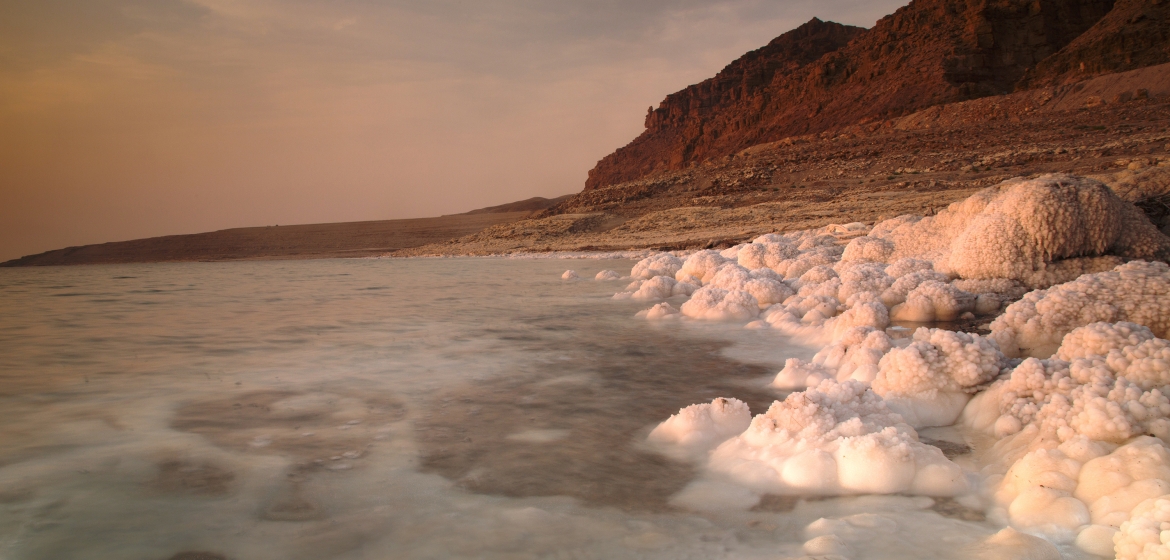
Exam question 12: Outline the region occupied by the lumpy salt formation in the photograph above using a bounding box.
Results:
[619,174,1170,558]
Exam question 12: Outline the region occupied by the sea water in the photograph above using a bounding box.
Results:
[0,258,1020,560]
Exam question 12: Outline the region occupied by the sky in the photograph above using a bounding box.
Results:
[0,0,906,261]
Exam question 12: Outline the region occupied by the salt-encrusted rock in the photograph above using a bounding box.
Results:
[738,240,799,271]
[708,379,968,496]
[636,301,681,320]
[889,280,975,322]
[873,328,1005,427]
[631,253,683,280]
[990,260,1170,357]
[679,286,759,321]
[773,326,893,390]
[882,270,951,308]
[871,174,1170,288]
[648,397,752,454]
[1116,494,1170,560]
[841,236,894,263]
[675,250,729,284]
[613,275,696,300]
[707,264,795,306]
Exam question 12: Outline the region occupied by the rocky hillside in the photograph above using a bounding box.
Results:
[399,63,1170,256]
[586,0,1128,190]
[584,18,864,190]
[1019,0,1170,87]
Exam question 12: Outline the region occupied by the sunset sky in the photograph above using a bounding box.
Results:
[0,0,904,262]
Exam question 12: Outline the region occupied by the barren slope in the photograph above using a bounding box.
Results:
[586,0,1117,190]
[400,64,1170,257]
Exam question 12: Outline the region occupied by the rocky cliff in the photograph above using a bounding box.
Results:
[585,0,1123,190]
[1019,0,1170,87]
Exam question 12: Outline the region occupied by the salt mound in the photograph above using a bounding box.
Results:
[872,328,1005,427]
[561,270,579,280]
[889,280,975,322]
[953,323,1170,549]
[648,397,752,455]
[966,322,1170,444]
[675,250,729,284]
[618,175,1170,554]
[870,174,1170,288]
[679,286,759,321]
[1116,495,1170,560]
[706,264,794,306]
[707,380,967,496]
[773,327,892,390]
[990,260,1170,357]
[612,275,696,300]
[986,436,1170,545]
[595,270,621,281]
[635,302,680,320]
[631,253,682,280]
[738,240,798,270]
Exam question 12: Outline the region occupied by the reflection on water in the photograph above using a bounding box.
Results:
[0,258,1005,559]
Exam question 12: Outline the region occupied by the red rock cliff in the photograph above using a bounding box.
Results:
[585,0,1117,190]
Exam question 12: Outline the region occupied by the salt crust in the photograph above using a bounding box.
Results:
[706,379,969,496]
[648,398,751,457]
[594,269,621,281]
[870,173,1169,288]
[612,174,1170,557]
[990,260,1170,358]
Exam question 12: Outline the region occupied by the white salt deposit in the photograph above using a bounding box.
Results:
[631,253,683,279]
[679,286,759,321]
[1116,496,1170,560]
[648,398,752,457]
[635,301,681,320]
[595,269,621,281]
[872,328,1005,428]
[989,260,1170,358]
[619,173,1170,558]
[612,275,696,300]
[707,379,969,496]
[870,173,1169,288]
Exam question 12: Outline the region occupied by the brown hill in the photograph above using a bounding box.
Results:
[0,213,531,267]
[585,0,1119,190]
[0,195,575,266]
[461,194,574,215]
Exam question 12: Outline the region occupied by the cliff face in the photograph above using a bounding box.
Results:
[1019,0,1170,88]
[585,0,1118,190]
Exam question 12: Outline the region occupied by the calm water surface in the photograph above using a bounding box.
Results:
[0,258,1000,560]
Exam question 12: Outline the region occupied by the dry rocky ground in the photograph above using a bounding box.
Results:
[398,64,1170,257]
